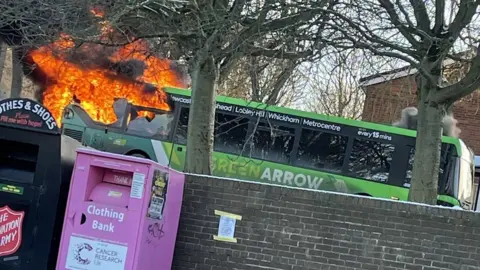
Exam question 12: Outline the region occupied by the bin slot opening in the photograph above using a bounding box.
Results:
[0,139,39,184]
[103,169,133,187]
[85,166,132,208]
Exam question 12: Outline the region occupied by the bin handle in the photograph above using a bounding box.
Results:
[68,211,76,227]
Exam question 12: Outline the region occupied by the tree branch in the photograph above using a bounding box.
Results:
[248,46,312,60]
[447,0,480,40]
[265,60,297,105]
[434,44,480,104]
[408,0,431,32]
[378,0,420,47]
[220,2,331,57]
[433,0,445,34]
[395,0,416,29]
[321,21,419,65]
[71,32,195,47]
[325,9,420,58]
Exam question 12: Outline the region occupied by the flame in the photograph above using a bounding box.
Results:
[27,9,186,126]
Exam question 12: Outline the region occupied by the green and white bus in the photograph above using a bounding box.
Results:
[60,87,475,209]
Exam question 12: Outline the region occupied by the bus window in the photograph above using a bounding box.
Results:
[174,107,189,144]
[405,144,454,193]
[214,113,249,155]
[348,138,394,183]
[126,110,174,140]
[296,129,348,173]
[127,115,156,136]
[109,98,129,128]
[247,122,295,163]
[149,114,174,139]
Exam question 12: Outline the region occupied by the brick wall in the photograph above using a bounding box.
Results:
[362,75,480,153]
[173,175,480,270]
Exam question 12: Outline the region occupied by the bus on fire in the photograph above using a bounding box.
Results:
[60,87,475,209]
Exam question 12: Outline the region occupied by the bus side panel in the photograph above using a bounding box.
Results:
[210,152,400,201]
[95,132,158,160]
[103,131,133,154]
[168,142,186,171]
[149,140,184,169]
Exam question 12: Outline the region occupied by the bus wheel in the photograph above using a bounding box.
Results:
[126,152,149,159]
[437,200,454,207]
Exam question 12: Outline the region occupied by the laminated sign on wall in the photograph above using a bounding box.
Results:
[213,210,242,243]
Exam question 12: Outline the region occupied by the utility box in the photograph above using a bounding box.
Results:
[56,148,185,270]
[0,98,81,269]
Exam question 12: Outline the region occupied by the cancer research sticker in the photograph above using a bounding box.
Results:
[0,206,24,257]
[65,236,128,270]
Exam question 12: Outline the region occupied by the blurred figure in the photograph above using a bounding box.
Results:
[110,98,128,127]
[392,106,461,138]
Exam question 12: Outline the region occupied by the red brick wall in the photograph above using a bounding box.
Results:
[362,75,480,154]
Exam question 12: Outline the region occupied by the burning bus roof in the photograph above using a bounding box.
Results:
[24,9,188,127]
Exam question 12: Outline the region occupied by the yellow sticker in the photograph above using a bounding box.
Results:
[155,180,166,187]
[214,210,242,220]
[213,235,237,243]
[0,184,23,195]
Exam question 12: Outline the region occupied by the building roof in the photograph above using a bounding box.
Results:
[359,57,460,87]
[358,65,417,87]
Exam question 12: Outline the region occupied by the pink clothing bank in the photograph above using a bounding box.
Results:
[56,148,185,270]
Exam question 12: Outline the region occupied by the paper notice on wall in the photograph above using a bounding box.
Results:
[65,236,127,270]
[213,210,242,243]
[130,172,145,199]
[218,216,236,238]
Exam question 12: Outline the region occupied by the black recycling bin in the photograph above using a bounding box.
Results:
[0,98,81,270]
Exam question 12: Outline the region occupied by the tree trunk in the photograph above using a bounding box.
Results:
[0,43,7,100]
[408,97,444,204]
[185,56,217,174]
[0,43,6,83]
[11,48,23,98]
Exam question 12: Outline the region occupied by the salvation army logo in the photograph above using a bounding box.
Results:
[0,206,24,257]
[73,243,93,265]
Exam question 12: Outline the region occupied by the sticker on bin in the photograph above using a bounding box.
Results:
[130,173,145,199]
[147,195,165,220]
[65,236,127,270]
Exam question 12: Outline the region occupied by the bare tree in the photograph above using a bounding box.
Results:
[305,50,367,119]
[0,42,7,99]
[10,47,23,97]
[324,1,480,204]
[218,56,307,106]
[0,1,332,175]
[0,43,6,82]
[85,0,336,174]
[0,1,115,101]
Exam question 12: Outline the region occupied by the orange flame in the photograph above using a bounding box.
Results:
[28,9,186,126]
